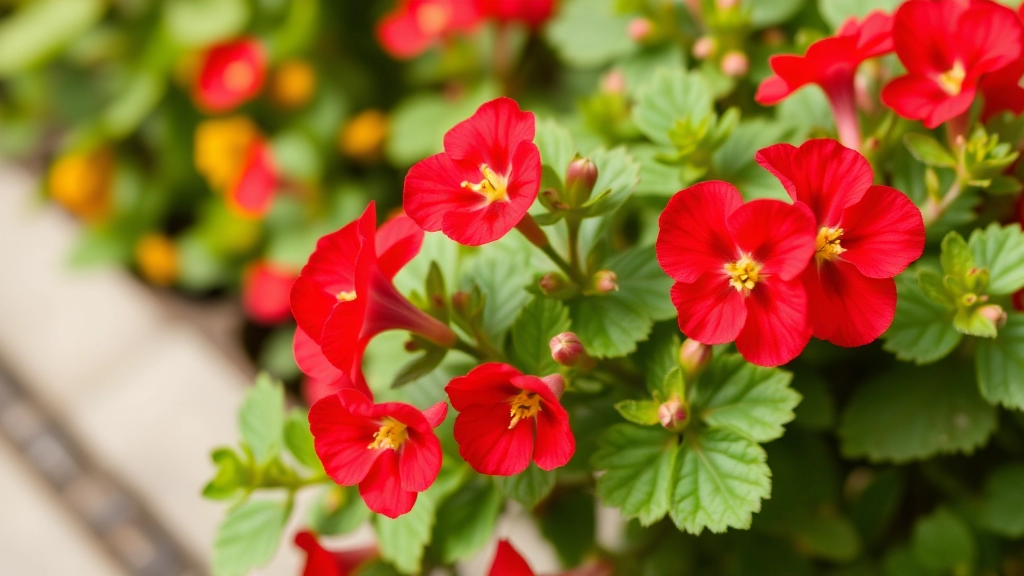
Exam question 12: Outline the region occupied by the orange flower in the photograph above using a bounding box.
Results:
[48,148,114,222]
[339,109,389,163]
[271,59,317,109]
[135,234,179,286]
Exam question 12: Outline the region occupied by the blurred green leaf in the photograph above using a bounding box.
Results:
[511,297,571,376]
[978,464,1024,538]
[535,117,576,176]
[692,354,800,443]
[308,486,372,536]
[433,477,503,563]
[103,72,166,139]
[203,448,250,501]
[903,134,957,169]
[975,313,1024,410]
[593,424,677,525]
[0,0,104,75]
[911,508,975,574]
[749,0,807,27]
[818,0,902,29]
[633,69,714,146]
[239,373,286,465]
[539,490,596,566]
[580,146,640,217]
[494,463,556,509]
[212,498,290,576]
[615,399,662,426]
[283,408,320,471]
[163,0,249,47]
[545,0,635,68]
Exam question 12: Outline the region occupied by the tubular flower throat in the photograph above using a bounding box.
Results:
[462,164,510,204]
[508,390,542,429]
[816,227,846,263]
[368,417,409,450]
[725,255,763,294]
[937,61,966,95]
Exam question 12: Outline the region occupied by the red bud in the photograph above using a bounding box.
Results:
[679,338,712,381]
[550,332,586,367]
[593,270,618,294]
[658,398,688,431]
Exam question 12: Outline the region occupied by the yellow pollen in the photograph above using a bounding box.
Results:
[815,226,846,263]
[416,4,451,35]
[725,254,763,294]
[224,60,255,91]
[461,164,510,204]
[936,61,966,96]
[337,290,357,302]
[508,390,542,430]
[368,417,408,450]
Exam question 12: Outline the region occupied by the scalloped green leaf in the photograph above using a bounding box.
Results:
[545,0,634,68]
[581,146,640,217]
[212,498,289,576]
[968,223,1024,295]
[239,373,285,465]
[534,118,575,176]
[692,354,800,443]
[978,464,1024,538]
[883,273,961,364]
[975,313,1024,410]
[634,69,714,146]
[592,424,678,525]
[494,463,556,509]
[512,297,571,377]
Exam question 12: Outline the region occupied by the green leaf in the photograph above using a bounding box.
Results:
[917,269,955,309]
[391,347,448,389]
[903,134,958,168]
[511,297,571,376]
[953,306,998,338]
[692,354,800,443]
[940,231,974,281]
[163,0,250,47]
[461,234,535,342]
[607,246,677,322]
[615,399,662,425]
[103,72,166,139]
[968,223,1024,294]
[791,515,862,562]
[212,498,290,576]
[619,44,686,98]
[0,0,104,75]
[386,83,501,167]
[308,486,372,536]
[640,329,683,397]
[883,273,961,364]
[839,363,996,463]
[284,409,320,471]
[535,118,575,175]
[433,477,504,563]
[580,146,640,217]
[545,0,635,68]
[493,463,556,509]
[978,464,1024,538]
[633,69,714,146]
[239,373,286,465]
[632,144,686,196]
[749,0,807,27]
[670,428,771,534]
[592,424,677,525]
[203,448,249,501]
[911,508,975,574]
[975,313,1024,410]
[818,0,903,28]
[539,491,596,566]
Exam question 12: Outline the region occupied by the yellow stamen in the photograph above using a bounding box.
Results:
[461,164,510,204]
[337,290,357,302]
[936,61,966,96]
[368,417,408,450]
[508,390,542,430]
[725,254,763,294]
[224,60,255,91]
[815,226,846,264]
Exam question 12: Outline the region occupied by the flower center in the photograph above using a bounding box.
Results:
[337,290,357,302]
[367,417,408,450]
[508,390,542,430]
[936,61,966,96]
[815,226,846,263]
[724,254,762,294]
[461,164,510,204]
[416,3,451,36]
[224,60,256,92]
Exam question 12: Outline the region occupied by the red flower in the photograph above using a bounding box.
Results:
[404,97,541,246]
[294,327,367,402]
[488,540,614,576]
[656,183,817,367]
[479,0,557,27]
[756,11,893,148]
[979,3,1024,121]
[194,38,266,112]
[881,0,1023,129]
[310,388,448,518]
[228,139,277,217]
[242,261,297,324]
[756,139,925,347]
[294,531,376,576]
[445,363,574,476]
[377,0,482,59]
[290,203,457,384]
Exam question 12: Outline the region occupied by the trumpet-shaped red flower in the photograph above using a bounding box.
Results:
[404,97,541,246]
[881,0,1023,129]
[290,203,457,382]
[756,11,893,148]
[310,388,447,518]
[446,363,574,476]
[479,0,557,27]
[194,38,266,112]
[756,139,925,347]
[377,0,482,59]
[294,327,368,402]
[228,140,277,217]
[242,261,296,324]
[979,3,1024,121]
[656,183,817,367]
[294,531,376,576]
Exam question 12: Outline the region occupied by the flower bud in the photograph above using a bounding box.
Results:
[539,272,567,295]
[540,374,566,398]
[550,332,586,367]
[716,0,739,9]
[452,291,471,313]
[658,397,688,431]
[692,36,717,60]
[592,270,619,294]
[565,156,598,207]
[627,17,653,42]
[720,50,749,77]
[761,28,786,47]
[679,338,712,381]
[600,69,626,94]
[404,338,422,352]
[978,304,1007,328]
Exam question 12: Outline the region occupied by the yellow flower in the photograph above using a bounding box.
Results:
[339,109,389,163]
[135,234,179,286]
[271,59,316,109]
[48,147,114,222]
[194,116,260,191]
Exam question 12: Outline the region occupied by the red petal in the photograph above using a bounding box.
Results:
[755,73,796,105]
[243,261,296,324]
[670,276,746,345]
[376,6,434,59]
[403,153,483,233]
[443,97,536,173]
[735,278,811,367]
[893,0,964,76]
[376,215,424,280]
[229,141,277,217]
[843,10,895,58]
[294,531,345,576]
[398,426,442,492]
[359,450,418,518]
[488,540,536,576]
[881,74,976,129]
[803,262,897,347]
[421,401,449,428]
[838,185,925,279]
[319,298,367,371]
[532,399,575,471]
[294,327,344,383]
[656,181,743,284]
[957,1,1022,76]
[446,363,524,412]
[194,38,266,112]
[453,403,534,476]
[755,140,873,227]
[728,199,816,282]
[310,394,381,486]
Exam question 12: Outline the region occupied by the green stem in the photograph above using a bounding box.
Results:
[539,241,588,286]
[922,178,963,228]
[567,217,582,274]
[454,338,486,360]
